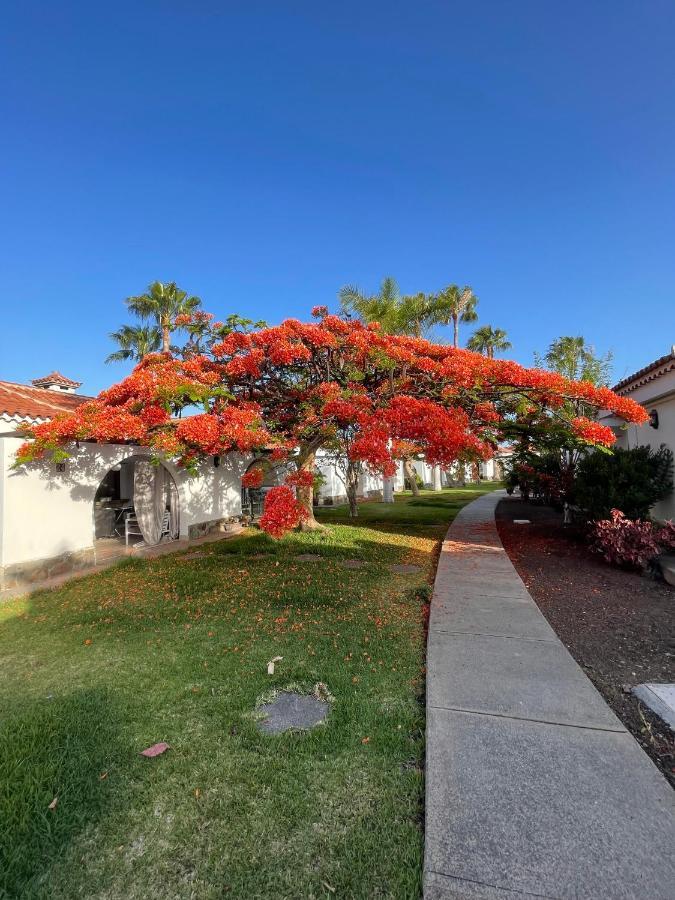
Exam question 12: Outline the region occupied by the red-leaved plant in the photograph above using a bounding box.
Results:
[658,520,675,554]
[591,509,675,570]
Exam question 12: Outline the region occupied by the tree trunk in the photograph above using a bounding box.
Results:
[403,458,420,496]
[161,318,171,354]
[296,448,325,531]
[453,316,459,348]
[346,460,359,518]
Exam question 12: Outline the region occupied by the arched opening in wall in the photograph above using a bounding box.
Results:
[93,456,179,558]
[240,458,286,520]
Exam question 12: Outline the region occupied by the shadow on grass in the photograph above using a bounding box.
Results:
[0,688,125,897]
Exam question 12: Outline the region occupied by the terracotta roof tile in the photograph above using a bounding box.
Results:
[31,371,83,388]
[613,349,675,394]
[0,380,91,424]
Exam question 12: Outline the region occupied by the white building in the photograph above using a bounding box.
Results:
[314,452,404,505]
[599,347,675,521]
[0,373,250,592]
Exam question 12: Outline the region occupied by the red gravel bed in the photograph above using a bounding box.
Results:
[496,497,674,789]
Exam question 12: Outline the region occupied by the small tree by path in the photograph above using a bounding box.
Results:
[321,428,364,518]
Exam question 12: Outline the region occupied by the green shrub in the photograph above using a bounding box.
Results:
[574,445,674,521]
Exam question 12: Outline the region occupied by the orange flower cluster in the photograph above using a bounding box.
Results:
[284,470,315,488]
[259,486,308,538]
[570,417,616,447]
[241,467,265,489]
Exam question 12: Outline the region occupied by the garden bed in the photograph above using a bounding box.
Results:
[496,498,674,788]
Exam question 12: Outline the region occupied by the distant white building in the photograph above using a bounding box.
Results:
[314,452,404,505]
[598,346,675,521]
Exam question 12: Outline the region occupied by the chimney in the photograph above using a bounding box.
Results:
[31,371,82,393]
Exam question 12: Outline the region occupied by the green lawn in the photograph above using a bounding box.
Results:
[0,485,496,899]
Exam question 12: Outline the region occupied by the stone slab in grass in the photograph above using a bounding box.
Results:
[257,692,329,734]
[341,559,367,570]
[389,564,422,574]
[294,553,324,562]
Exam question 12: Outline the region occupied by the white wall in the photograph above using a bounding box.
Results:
[314,451,407,502]
[0,438,250,568]
[607,370,675,521]
[412,460,434,486]
[315,451,387,503]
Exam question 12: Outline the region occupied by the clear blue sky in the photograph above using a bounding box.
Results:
[2,1,674,394]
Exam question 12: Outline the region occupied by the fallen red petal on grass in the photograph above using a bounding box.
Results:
[140,742,170,758]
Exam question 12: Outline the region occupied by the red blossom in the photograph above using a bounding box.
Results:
[259,486,308,538]
[242,467,265,489]
[284,469,314,488]
[571,417,616,447]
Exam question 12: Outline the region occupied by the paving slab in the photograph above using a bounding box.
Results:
[426,708,675,899]
[340,558,367,570]
[428,631,623,730]
[424,489,675,899]
[425,870,538,899]
[257,691,329,734]
[429,591,558,642]
[432,577,531,602]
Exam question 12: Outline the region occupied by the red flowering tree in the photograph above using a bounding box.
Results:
[16,310,647,537]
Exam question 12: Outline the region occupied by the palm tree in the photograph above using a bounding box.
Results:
[396,292,433,337]
[431,284,478,347]
[106,324,162,364]
[339,278,433,336]
[534,336,612,385]
[125,281,202,353]
[339,277,403,333]
[467,325,512,359]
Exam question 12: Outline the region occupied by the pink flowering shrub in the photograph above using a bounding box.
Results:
[591,509,675,570]
[658,520,675,553]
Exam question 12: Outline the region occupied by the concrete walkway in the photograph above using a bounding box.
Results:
[424,490,675,899]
